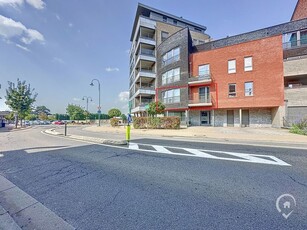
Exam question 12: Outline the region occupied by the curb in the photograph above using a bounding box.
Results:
[44,129,127,145]
[0,175,74,230]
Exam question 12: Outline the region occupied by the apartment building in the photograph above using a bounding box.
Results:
[129,3,210,116]
[156,14,307,127]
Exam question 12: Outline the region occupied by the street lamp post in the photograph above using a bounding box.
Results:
[82,96,93,112]
[90,79,101,126]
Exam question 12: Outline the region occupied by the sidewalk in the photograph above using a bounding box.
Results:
[83,125,307,147]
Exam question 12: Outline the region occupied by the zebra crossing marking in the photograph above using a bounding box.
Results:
[128,143,290,166]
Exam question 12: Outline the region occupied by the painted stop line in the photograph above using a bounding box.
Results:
[128,143,290,166]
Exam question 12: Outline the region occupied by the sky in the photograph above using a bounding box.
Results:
[0,0,297,114]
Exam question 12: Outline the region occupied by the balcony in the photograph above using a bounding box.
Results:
[283,38,307,50]
[137,35,156,47]
[188,96,212,107]
[131,100,153,113]
[135,48,156,64]
[133,86,155,97]
[188,74,212,85]
[136,69,156,80]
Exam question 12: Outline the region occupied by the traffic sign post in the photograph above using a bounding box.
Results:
[126,113,132,144]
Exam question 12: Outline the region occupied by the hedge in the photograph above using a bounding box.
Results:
[110,118,119,127]
[133,116,180,129]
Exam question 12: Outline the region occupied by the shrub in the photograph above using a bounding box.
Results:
[110,118,119,127]
[290,118,307,135]
[133,116,180,129]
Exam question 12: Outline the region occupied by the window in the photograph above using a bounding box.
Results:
[244,57,253,71]
[228,84,236,97]
[162,68,180,85]
[245,82,253,96]
[162,47,180,66]
[198,64,210,77]
[228,60,236,74]
[162,89,180,104]
[161,31,169,42]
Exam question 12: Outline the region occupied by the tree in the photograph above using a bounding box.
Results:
[38,112,48,120]
[108,108,121,118]
[121,114,127,123]
[5,79,37,127]
[25,114,37,121]
[5,112,15,121]
[146,101,165,117]
[35,105,51,115]
[66,104,85,120]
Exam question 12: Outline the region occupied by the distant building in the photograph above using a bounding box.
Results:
[128,3,210,117]
[129,1,307,127]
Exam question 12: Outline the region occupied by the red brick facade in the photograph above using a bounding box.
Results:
[190,35,285,110]
[291,0,307,21]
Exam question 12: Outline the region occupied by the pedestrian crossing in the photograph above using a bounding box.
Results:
[128,142,290,166]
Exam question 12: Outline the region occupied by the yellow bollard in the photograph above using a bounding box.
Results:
[126,124,131,143]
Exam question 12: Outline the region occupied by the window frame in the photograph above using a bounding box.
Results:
[162,88,180,104]
[228,83,237,97]
[162,47,180,67]
[244,57,253,72]
[161,68,180,85]
[244,81,254,96]
[228,59,236,74]
[198,64,210,77]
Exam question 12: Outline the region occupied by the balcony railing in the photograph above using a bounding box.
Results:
[136,86,155,91]
[189,74,211,83]
[140,48,155,57]
[189,95,211,104]
[283,38,307,50]
[140,34,155,41]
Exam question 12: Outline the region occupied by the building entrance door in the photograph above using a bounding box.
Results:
[242,110,250,127]
[200,111,210,125]
[227,110,234,127]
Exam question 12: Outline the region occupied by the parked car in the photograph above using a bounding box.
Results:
[52,120,64,125]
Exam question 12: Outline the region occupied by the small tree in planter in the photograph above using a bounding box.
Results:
[146,101,165,117]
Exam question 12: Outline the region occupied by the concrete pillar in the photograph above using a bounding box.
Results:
[212,110,215,127]
[240,109,243,127]
[185,110,189,126]
[297,30,301,46]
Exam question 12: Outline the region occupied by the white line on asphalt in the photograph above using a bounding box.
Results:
[152,145,173,154]
[0,154,3,158]
[41,131,291,166]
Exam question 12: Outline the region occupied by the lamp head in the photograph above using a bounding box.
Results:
[90,82,94,86]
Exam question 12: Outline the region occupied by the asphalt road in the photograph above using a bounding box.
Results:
[0,126,307,229]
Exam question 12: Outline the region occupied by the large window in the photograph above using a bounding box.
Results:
[244,57,253,71]
[162,47,180,66]
[228,83,236,97]
[162,68,180,85]
[198,64,210,77]
[162,89,180,104]
[161,31,169,42]
[245,82,254,96]
[228,60,236,74]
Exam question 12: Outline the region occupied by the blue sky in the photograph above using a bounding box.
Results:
[0,0,296,114]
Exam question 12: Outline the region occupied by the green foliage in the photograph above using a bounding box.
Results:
[35,105,51,115]
[5,79,37,123]
[25,114,37,121]
[121,114,127,121]
[146,101,165,117]
[66,104,85,120]
[5,112,15,121]
[133,116,180,129]
[38,112,48,120]
[290,118,307,135]
[108,108,121,118]
[110,117,119,127]
[55,113,70,120]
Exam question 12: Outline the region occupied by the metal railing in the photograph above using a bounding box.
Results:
[140,48,155,57]
[140,34,155,41]
[189,74,211,82]
[283,38,307,50]
[189,95,211,104]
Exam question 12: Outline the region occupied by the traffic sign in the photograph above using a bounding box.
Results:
[97,110,101,114]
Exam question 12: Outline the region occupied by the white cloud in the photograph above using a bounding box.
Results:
[0,0,45,9]
[16,43,30,51]
[25,0,45,9]
[73,97,81,102]
[55,14,60,21]
[118,91,129,102]
[68,23,73,27]
[0,15,45,44]
[52,57,64,64]
[0,0,23,8]
[105,67,119,72]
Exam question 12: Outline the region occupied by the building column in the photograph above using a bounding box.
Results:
[185,110,189,126]
[239,109,242,127]
[212,110,215,127]
[297,30,301,46]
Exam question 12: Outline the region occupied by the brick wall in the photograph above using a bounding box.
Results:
[190,35,285,109]
[291,0,307,21]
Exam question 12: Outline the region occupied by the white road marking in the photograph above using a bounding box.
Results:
[0,154,3,158]
[128,143,291,166]
[152,145,173,154]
